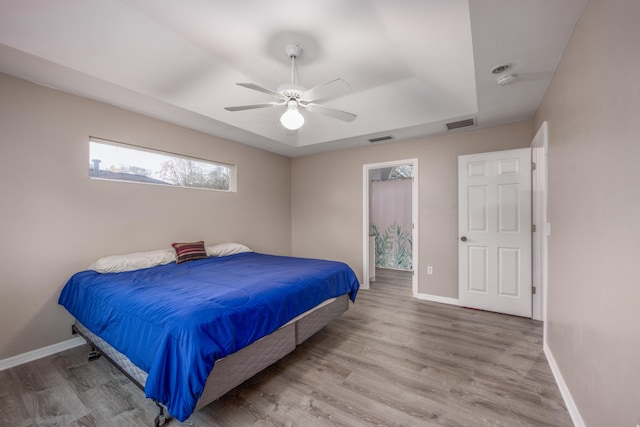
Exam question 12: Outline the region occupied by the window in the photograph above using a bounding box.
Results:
[89,138,234,191]
[388,164,413,179]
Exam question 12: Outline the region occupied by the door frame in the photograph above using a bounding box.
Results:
[362,158,418,295]
[531,121,549,321]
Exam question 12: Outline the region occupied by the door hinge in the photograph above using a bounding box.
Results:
[532,162,537,171]
[532,224,536,232]
[532,286,537,295]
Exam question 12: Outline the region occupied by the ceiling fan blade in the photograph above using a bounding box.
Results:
[236,82,282,98]
[302,78,351,103]
[304,103,357,122]
[225,102,280,111]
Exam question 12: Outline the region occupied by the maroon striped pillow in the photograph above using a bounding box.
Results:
[171,241,207,264]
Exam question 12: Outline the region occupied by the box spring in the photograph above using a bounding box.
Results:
[73,294,349,415]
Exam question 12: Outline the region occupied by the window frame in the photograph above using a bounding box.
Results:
[88,137,236,192]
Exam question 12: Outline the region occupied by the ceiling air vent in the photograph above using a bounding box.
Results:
[368,135,394,143]
[446,118,476,131]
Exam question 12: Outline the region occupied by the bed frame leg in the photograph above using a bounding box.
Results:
[154,401,168,427]
[87,346,101,362]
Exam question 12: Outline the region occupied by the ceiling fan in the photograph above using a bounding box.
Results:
[224,44,357,132]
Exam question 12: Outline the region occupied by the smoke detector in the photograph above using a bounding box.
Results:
[497,74,517,86]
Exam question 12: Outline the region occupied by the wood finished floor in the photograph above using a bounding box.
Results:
[0,269,572,426]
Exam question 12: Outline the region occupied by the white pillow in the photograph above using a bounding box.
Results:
[206,242,251,257]
[89,248,176,273]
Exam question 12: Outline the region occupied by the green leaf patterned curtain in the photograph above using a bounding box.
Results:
[371,179,412,270]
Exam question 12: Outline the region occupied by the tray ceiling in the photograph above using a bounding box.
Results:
[0,0,587,156]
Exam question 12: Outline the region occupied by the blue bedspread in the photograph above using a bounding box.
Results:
[58,252,359,421]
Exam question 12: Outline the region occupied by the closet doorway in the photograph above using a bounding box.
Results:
[362,159,418,295]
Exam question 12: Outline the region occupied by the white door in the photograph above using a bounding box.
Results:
[458,148,532,317]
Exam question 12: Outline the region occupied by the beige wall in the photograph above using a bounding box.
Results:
[533,0,640,425]
[291,121,532,298]
[0,73,291,360]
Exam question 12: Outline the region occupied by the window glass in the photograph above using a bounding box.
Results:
[89,138,233,191]
[388,164,413,179]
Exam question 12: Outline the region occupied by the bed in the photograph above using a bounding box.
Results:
[58,244,360,425]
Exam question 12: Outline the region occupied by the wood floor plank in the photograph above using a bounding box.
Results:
[0,368,32,427]
[1,268,572,426]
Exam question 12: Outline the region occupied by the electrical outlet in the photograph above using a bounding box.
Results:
[427,266,433,275]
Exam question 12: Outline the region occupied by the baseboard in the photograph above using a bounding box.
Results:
[0,337,86,371]
[414,292,459,306]
[543,340,585,427]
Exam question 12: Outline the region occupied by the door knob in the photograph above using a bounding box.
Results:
[460,236,467,242]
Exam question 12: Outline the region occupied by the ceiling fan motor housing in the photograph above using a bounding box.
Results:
[277,83,305,100]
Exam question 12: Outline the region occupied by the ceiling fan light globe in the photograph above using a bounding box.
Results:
[280,107,305,130]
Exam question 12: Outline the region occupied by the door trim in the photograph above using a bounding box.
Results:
[362,158,418,296]
[531,121,549,322]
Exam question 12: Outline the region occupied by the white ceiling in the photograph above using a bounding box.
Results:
[0,0,586,157]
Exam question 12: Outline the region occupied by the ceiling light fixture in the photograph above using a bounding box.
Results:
[280,100,305,130]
